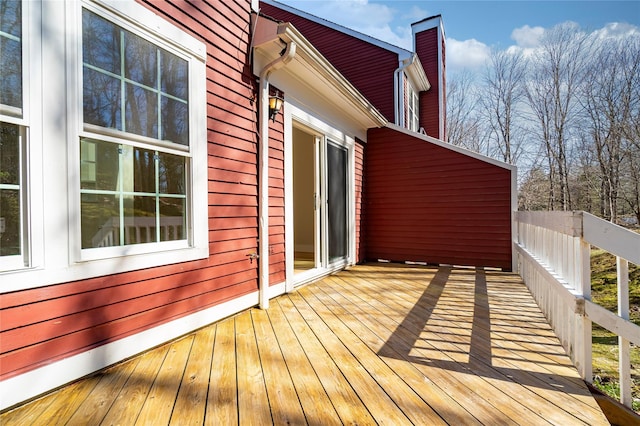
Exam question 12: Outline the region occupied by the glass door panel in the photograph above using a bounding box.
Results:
[327,142,347,263]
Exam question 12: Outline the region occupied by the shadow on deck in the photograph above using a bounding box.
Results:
[1,263,610,425]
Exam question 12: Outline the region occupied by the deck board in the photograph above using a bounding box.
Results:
[1,263,611,425]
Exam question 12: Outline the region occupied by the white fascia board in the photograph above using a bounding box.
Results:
[403,54,430,92]
[385,123,516,172]
[261,0,413,62]
[412,15,446,41]
[253,18,387,129]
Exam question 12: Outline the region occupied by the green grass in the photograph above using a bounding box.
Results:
[590,248,640,412]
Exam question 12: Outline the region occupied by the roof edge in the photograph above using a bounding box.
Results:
[383,123,516,172]
[260,0,413,60]
[253,15,388,128]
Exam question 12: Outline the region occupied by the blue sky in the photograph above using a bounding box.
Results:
[270,1,640,73]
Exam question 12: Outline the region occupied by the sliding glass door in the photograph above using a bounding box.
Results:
[292,126,350,281]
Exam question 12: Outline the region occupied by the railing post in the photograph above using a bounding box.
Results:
[617,256,631,408]
[574,213,592,382]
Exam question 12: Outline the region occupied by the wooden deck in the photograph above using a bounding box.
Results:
[1,263,610,425]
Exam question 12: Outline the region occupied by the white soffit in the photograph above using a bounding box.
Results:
[253,17,387,131]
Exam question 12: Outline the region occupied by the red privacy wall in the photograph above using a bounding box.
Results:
[364,126,514,270]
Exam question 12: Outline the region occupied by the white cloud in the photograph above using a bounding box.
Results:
[511,25,545,48]
[592,22,640,40]
[447,38,491,72]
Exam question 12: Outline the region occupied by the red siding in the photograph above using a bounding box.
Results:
[268,105,287,285]
[260,2,398,122]
[0,0,263,381]
[415,28,443,139]
[364,127,513,270]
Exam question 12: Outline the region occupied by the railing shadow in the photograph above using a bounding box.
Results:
[374,265,592,395]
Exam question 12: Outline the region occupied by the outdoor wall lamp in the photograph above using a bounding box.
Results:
[268,91,284,122]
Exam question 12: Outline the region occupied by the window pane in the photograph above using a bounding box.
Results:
[81,193,119,248]
[83,68,122,130]
[80,139,120,191]
[161,96,188,145]
[82,8,189,146]
[1,122,19,185]
[158,152,185,194]
[161,50,188,99]
[124,31,157,87]
[82,8,121,74]
[0,189,20,256]
[123,195,156,245]
[133,147,155,193]
[125,83,158,139]
[0,0,22,109]
[159,197,185,241]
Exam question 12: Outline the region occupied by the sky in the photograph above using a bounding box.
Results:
[269,0,640,74]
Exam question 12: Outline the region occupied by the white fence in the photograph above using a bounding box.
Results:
[515,211,639,408]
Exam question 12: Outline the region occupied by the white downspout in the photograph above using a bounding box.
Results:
[393,56,411,127]
[258,41,296,309]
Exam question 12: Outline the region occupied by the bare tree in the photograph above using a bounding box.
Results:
[525,23,588,211]
[580,34,640,223]
[446,70,484,153]
[482,48,526,165]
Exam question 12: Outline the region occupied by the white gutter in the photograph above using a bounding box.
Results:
[258,40,297,310]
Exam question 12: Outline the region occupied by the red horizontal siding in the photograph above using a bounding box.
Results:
[415,29,441,139]
[260,2,398,122]
[364,127,513,270]
[0,0,266,381]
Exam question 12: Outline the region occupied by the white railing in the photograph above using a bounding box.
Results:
[515,211,639,409]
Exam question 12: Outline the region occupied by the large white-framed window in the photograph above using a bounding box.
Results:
[73,1,208,262]
[0,0,29,271]
[1,0,208,291]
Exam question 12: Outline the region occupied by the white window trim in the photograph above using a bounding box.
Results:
[0,0,208,292]
[0,0,42,273]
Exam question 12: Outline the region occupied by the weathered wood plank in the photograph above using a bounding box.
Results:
[288,291,413,425]
[276,296,377,425]
[300,283,450,425]
[170,326,216,425]
[251,308,307,425]
[65,357,142,425]
[135,336,195,425]
[267,299,342,426]
[205,318,238,426]
[235,311,272,425]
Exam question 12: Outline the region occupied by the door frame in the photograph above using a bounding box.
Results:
[284,104,356,292]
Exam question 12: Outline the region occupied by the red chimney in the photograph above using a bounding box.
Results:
[412,15,446,140]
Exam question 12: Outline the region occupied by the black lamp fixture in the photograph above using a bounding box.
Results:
[268,91,284,122]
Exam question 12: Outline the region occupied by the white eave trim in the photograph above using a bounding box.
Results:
[253,17,387,129]
[403,54,430,92]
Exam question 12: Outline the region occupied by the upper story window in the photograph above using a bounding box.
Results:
[407,82,419,132]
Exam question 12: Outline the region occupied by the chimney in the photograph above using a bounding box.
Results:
[412,15,445,140]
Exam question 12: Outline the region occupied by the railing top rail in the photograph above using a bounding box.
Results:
[583,212,640,265]
[515,211,582,236]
